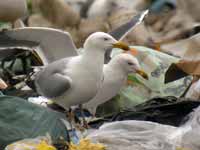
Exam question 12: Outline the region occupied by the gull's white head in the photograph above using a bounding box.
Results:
[84,32,118,51]
[110,53,148,79]
[111,53,140,73]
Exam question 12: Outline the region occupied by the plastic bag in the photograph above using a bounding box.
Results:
[87,120,177,150]
[179,106,200,150]
[0,95,70,148]
[185,79,200,100]
[87,106,200,150]
[97,46,192,116]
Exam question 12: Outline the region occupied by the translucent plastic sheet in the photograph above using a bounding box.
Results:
[87,106,200,150]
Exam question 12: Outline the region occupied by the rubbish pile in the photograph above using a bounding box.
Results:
[0,0,200,150]
[87,104,200,150]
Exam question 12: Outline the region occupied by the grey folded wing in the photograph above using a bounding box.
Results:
[0,27,78,64]
[35,58,72,98]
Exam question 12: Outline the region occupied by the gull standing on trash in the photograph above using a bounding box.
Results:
[35,32,132,109]
[0,10,148,64]
[84,53,148,115]
[0,9,149,112]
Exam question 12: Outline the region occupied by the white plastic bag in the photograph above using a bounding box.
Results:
[87,106,200,150]
[180,106,200,150]
[87,120,177,150]
[185,79,200,100]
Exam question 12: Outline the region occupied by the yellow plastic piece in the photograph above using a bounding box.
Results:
[69,139,106,150]
[36,141,56,150]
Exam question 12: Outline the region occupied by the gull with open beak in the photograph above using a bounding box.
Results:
[35,32,133,110]
[84,53,148,115]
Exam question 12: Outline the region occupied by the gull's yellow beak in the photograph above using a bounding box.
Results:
[112,42,138,56]
[136,69,149,80]
[112,41,130,51]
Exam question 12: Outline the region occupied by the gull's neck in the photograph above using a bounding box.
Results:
[81,47,105,73]
[108,60,128,76]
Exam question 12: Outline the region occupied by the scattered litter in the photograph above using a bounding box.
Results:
[185,79,200,100]
[97,46,192,116]
[28,96,53,107]
[0,77,8,89]
[0,95,70,148]
[0,0,27,22]
[87,120,177,150]
[90,96,200,128]
[5,135,56,150]
[1,0,200,149]
[69,139,106,150]
[87,105,200,150]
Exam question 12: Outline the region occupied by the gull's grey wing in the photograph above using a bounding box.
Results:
[109,10,149,41]
[35,58,72,98]
[105,10,149,63]
[0,30,38,60]
[0,27,78,65]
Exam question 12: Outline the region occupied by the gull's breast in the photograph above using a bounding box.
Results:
[55,64,102,108]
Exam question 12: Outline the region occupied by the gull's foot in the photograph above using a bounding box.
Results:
[79,104,91,129]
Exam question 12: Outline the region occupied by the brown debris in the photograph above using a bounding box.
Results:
[176,60,200,76]
[0,0,27,22]
[76,18,109,47]
[38,0,81,28]
[28,14,53,28]
[177,0,200,22]
[165,59,200,83]
[0,78,8,90]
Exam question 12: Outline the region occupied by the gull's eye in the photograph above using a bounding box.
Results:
[103,37,109,41]
[128,62,134,65]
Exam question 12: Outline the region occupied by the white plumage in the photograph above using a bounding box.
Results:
[84,53,147,115]
[35,32,133,109]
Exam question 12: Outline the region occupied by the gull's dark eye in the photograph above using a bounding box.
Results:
[128,62,134,65]
[103,37,109,41]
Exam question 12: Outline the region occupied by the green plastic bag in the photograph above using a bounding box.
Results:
[97,46,192,116]
[0,95,69,148]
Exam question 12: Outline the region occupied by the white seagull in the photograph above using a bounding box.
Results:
[0,10,149,121]
[84,53,148,115]
[34,32,132,109]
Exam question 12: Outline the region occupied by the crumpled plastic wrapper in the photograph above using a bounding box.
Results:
[5,136,56,150]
